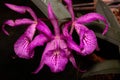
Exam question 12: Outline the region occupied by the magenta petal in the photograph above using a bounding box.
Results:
[33,38,68,73]
[48,3,60,35]
[45,49,68,72]
[64,0,72,7]
[76,13,109,35]
[48,3,58,28]
[69,54,78,69]
[66,38,81,53]
[14,18,34,25]
[14,36,34,59]
[62,21,72,37]
[5,3,26,13]
[28,34,48,52]
[63,22,80,53]
[37,19,53,38]
[69,54,85,72]
[2,18,34,35]
[75,24,98,56]
[14,24,36,59]
[64,0,75,21]
[33,49,68,74]
[81,30,98,55]
[5,3,37,20]
[5,18,34,26]
[74,23,88,48]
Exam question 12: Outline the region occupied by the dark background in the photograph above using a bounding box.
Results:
[0,0,119,80]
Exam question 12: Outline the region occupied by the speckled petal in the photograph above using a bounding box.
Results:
[33,38,69,73]
[82,30,97,55]
[5,3,37,20]
[74,24,98,56]
[76,13,109,35]
[45,49,68,72]
[33,49,68,73]
[14,24,36,59]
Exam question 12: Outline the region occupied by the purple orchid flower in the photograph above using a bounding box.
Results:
[63,0,109,56]
[32,3,82,73]
[2,3,50,59]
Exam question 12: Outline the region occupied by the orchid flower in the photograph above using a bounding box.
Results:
[32,3,82,73]
[2,3,50,59]
[63,0,109,56]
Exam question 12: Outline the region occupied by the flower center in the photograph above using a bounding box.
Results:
[53,50,60,55]
[34,21,38,24]
[70,21,76,34]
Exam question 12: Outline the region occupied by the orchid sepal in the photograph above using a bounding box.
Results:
[69,54,86,72]
[76,13,109,35]
[5,3,37,20]
[36,19,53,38]
[2,18,34,35]
[48,3,60,35]
[64,0,75,21]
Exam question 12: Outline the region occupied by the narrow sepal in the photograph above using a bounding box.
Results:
[5,3,37,20]
[76,13,109,35]
[36,19,53,38]
[2,18,34,35]
[48,3,60,35]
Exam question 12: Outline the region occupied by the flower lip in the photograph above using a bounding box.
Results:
[53,50,60,55]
